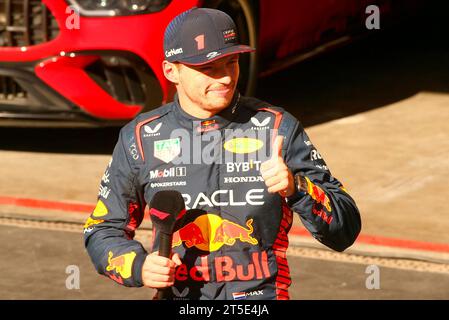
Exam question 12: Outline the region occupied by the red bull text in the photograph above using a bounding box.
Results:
[174,251,271,282]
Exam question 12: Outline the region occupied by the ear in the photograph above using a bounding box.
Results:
[162,60,179,84]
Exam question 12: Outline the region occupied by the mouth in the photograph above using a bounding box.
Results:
[208,87,232,96]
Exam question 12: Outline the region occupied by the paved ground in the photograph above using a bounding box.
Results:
[1,225,448,300]
[0,4,448,300]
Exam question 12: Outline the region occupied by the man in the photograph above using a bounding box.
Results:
[84,8,361,300]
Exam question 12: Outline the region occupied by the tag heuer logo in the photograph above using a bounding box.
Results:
[154,138,181,163]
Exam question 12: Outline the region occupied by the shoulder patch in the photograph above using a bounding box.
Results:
[134,114,165,163]
[240,95,285,113]
[121,104,173,164]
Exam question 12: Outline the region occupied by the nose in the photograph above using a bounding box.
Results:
[215,64,233,85]
[218,72,232,86]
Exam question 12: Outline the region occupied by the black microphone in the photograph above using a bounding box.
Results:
[149,190,185,300]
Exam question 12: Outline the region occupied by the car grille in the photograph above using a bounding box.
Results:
[0,75,26,100]
[0,0,59,47]
[86,56,156,106]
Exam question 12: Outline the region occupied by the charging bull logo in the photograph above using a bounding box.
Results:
[172,214,258,252]
[106,251,136,279]
[197,120,219,133]
[83,217,104,233]
[213,219,258,246]
[305,177,332,212]
[172,223,206,248]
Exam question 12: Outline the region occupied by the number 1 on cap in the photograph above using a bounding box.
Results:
[195,34,205,50]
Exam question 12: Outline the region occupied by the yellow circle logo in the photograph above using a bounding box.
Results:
[223,138,263,154]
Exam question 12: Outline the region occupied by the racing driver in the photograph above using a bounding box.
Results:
[83,8,361,300]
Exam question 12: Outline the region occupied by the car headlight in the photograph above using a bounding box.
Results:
[67,0,172,16]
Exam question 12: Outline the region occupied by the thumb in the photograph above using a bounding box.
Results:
[171,252,182,266]
[272,135,284,159]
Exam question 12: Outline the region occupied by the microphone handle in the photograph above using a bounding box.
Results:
[159,232,173,258]
[156,232,173,300]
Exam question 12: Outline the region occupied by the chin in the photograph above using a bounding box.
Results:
[214,98,233,110]
[204,96,231,110]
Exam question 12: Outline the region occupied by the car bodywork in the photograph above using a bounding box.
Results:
[0,0,421,126]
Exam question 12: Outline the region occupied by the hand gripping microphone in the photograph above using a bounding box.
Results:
[149,190,186,300]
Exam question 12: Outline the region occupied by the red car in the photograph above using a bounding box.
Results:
[0,0,420,126]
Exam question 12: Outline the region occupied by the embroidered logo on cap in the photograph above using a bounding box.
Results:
[165,47,183,58]
[206,51,221,60]
[223,29,237,44]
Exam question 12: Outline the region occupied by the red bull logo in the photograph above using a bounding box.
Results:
[312,204,333,225]
[172,222,206,248]
[172,214,258,252]
[213,219,258,246]
[106,251,136,279]
[305,177,332,212]
[174,251,271,283]
[197,119,219,133]
[107,273,124,285]
[83,217,104,233]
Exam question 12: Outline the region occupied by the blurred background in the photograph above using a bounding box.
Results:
[0,0,448,299]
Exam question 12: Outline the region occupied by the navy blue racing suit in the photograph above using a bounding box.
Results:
[83,92,361,300]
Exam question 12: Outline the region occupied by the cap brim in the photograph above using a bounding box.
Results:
[176,45,255,66]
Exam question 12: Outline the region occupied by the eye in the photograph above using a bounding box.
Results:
[199,66,212,71]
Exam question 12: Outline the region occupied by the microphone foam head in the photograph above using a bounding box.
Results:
[149,190,185,234]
